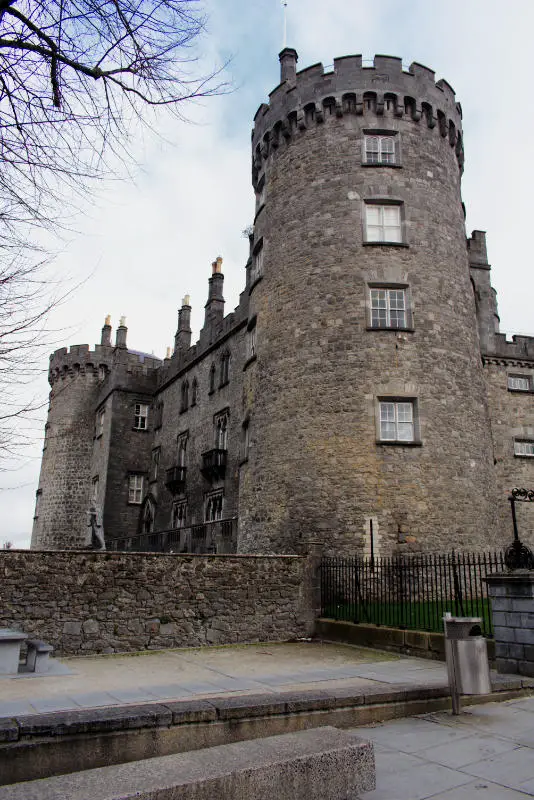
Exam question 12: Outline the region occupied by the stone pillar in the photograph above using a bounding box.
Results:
[486,572,534,677]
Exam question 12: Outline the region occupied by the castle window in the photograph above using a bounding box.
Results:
[209,363,216,394]
[214,410,229,450]
[34,489,42,519]
[134,403,148,430]
[91,476,99,505]
[219,350,230,388]
[364,135,396,165]
[177,432,188,467]
[242,419,250,462]
[180,380,189,412]
[508,375,532,392]
[514,440,534,457]
[142,498,155,533]
[247,326,257,360]
[96,407,105,437]
[205,490,224,522]
[378,400,418,443]
[191,378,198,406]
[369,287,408,329]
[365,203,402,243]
[128,474,144,504]
[251,241,264,284]
[151,448,160,482]
[43,423,50,450]
[171,500,188,529]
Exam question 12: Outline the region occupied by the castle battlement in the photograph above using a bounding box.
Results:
[49,343,162,385]
[485,333,534,363]
[252,52,463,186]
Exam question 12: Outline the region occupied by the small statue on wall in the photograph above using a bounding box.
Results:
[87,506,106,550]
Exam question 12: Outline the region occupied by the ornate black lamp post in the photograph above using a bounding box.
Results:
[505,488,534,570]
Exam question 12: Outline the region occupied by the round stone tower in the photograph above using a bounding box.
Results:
[238,50,499,555]
[31,322,114,550]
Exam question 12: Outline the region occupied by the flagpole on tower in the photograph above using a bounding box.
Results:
[282,1,288,49]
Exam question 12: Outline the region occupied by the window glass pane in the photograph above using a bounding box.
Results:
[380,402,395,421]
[509,376,530,390]
[389,309,406,327]
[397,422,414,441]
[366,206,381,225]
[397,403,413,423]
[371,289,387,308]
[381,137,395,153]
[380,421,397,440]
[389,290,405,309]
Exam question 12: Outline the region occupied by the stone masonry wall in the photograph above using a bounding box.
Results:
[0,551,316,655]
[487,573,534,677]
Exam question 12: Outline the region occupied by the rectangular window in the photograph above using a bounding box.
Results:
[205,490,224,522]
[251,243,264,283]
[134,403,148,430]
[151,448,160,482]
[91,476,99,504]
[214,411,229,450]
[96,407,105,437]
[128,474,144,504]
[365,204,402,243]
[364,135,396,165]
[247,327,257,359]
[514,440,534,457]
[34,489,42,519]
[177,432,188,467]
[370,288,407,329]
[172,500,188,529]
[379,400,415,442]
[508,375,531,391]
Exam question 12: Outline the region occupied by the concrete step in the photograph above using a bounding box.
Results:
[0,726,375,800]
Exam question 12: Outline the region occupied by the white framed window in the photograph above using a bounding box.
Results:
[172,500,188,529]
[205,490,224,522]
[91,476,99,505]
[365,135,396,165]
[365,204,402,243]
[508,375,531,392]
[134,403,148,430]
[379,400,415,442]
[370,288,407,328]
[128,474,144,504]
[514,440,534,457]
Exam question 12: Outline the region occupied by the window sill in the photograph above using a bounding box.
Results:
[208,389,215,397]
[508,389,534,395]
[376,440,422,447]
[366,326,415,333]
[95,433,103,440]
[253,203,265,223]
[128,501,143,506]
[363,241,409,248]
[362,162,402,168]
[132,427,150,432]
[249,274,264,295]
[514,454,534,459]
[179,408,188,415]
[219,381,229,390]
[243,354,257,371]
[239,457,249,467]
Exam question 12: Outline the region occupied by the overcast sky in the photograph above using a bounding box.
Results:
[2,0,533,548]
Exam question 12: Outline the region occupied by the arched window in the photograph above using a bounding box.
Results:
[219,350,230,387]
[180,380,189,412]
[215,413,228,450]
[191,378,198,406]
[142,498,155,533]
[177,432,188,467]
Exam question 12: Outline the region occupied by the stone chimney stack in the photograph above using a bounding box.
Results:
[174,295,192,353]
[204,257,225,335]
[279,47,298,83]
[115,316,128,349]
[101,315,112,347]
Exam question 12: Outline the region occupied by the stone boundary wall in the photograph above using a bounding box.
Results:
[0,551,318,656]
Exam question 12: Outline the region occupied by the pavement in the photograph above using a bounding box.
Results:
[353,695,534,799]
[0,640,446,716]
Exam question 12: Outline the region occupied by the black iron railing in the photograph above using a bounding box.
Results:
[108,517,237,554]
[164,465,187,493]
[200,448,227,480]
[320,550,505,637]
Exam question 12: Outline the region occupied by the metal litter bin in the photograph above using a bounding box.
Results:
[443,616,491,714]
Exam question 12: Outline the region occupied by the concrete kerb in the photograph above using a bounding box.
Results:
[1,676,532,786]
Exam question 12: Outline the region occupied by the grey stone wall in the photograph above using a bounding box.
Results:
[483,362,534,546]
[487,572,534,677]
[0,551,317,655]
[239,56,499,555]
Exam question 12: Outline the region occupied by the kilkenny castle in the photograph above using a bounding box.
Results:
[31,49,534,555]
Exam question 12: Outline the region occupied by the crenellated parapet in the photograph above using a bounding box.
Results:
[252,52,464,187]
[484,334,534,365]
[48,344,162,386]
